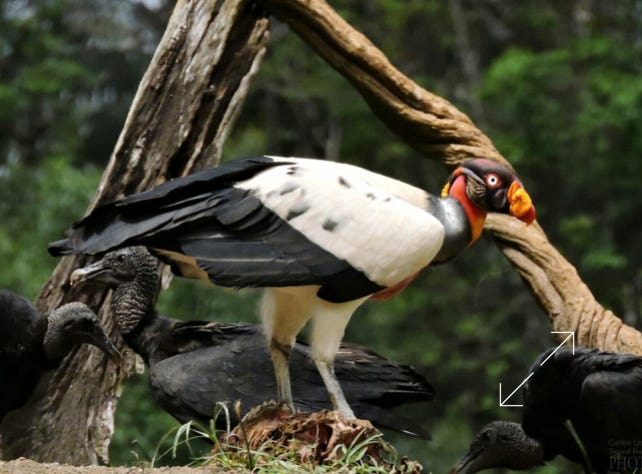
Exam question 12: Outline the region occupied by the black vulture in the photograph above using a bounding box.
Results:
[70,246,435,438]
[49,156,535,418]
[451,346,642,474]
[0,290,121,421]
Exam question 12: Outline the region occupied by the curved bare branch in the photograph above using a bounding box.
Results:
[256,0,642,354]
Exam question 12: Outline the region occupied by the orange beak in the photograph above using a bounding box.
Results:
[507,181,536,224]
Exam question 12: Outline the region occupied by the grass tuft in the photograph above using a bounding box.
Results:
[149,402,423,473]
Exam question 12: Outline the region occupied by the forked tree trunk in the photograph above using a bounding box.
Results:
[0,0,269,464]
[255,0,642,355]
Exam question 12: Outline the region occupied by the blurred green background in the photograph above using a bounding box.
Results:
[1,0,641,472]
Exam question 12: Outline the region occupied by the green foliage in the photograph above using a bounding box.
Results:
[479,31,642,312]
[0,158,100,297]
[158,279,261,325]
[0,0,154,167]
[0,0,93,164]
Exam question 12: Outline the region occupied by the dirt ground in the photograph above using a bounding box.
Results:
[0,459,228,474]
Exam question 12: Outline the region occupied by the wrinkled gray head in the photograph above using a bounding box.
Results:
[450,421,544,474]
[43,302,121,362]
[70,247,160,334]
[70,246,159,288]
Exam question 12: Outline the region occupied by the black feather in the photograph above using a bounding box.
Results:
[458,347,642,474]
[47,157,283,256]
[49,157,384,302]
[148,323,434,439]
[0,290,61,422]
[522,346,642,472]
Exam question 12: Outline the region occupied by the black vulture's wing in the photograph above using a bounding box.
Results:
[0,290,44,421]
[0,290,40,357]
[573,351,642,470]
[166,320,262,354]
[148,331,279,428]
[525,347,642,469]
[290,342,434,439]
[149,326,433,438]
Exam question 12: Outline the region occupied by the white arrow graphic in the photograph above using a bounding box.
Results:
[499,372,533,407]
[498,331,575,407]
[545,331,575,358]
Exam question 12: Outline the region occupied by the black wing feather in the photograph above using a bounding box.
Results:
[0,290,40,356]
[524,346,642,469]
[49,157,383,301]
[0,290,46,421]
[148,324,433,438]
[48,157,283,256]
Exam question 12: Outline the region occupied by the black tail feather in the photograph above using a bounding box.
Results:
[48,238,73,256]
[47,157,282,257]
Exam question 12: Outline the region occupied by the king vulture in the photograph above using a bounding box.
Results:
[49,156,535,419]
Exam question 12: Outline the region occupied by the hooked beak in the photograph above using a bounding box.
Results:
[449,447,483,474]
[88,327,121,364]
[70,260,109,287]
[507,181,536,225]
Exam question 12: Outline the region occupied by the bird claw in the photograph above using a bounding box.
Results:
[277,400,297,415]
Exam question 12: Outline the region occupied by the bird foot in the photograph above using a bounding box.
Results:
[237,400,298,424]
[277,400,297,415]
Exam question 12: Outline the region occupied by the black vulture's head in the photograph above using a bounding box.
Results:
[450,421,544,474]
[43,302,121,363]
[69,247,161,334]
[70,246,158,288]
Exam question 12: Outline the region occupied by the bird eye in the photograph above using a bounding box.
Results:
[116,254,127,264]
[485,173,501,188]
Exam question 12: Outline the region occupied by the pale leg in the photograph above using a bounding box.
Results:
[309,297,367,420]
[268,339,294,409]
[260,288,315,411]
[315,358,355,419]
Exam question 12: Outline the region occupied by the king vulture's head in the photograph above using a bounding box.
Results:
[442,159,536,225]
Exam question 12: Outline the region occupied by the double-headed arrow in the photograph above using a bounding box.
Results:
[498,331,575,407]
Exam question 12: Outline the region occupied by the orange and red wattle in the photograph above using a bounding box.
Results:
[448,173,487,245]
[507,181,536,224]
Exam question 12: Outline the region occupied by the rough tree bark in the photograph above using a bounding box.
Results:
[254,0,642,354]
[0,0,269,464]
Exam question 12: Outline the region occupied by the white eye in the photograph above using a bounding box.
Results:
[485,173,501,188]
